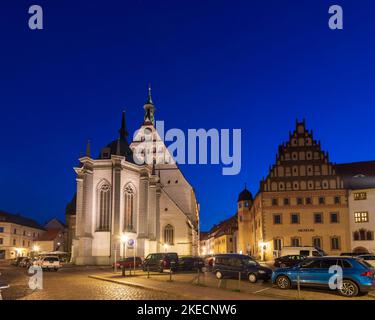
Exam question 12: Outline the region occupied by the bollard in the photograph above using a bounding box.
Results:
[238,271,241,292]
[147,265,150,279]
[121,265,125,277]
[197,267,200,285]
[169,267,172,282]
[297,273,301,299]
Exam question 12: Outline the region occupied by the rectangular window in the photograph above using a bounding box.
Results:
[297,197,303,205]
[354,192,367,201]
[331,237,340,250]
[273,214,282,224]
[319,197,325,205]
[334,196,341,204]
[0,227,4,233]
[306,197,312,205]
[13,228,17,235]
[272,198,278,206]
[291,213,300,224]
[312,237,322,249]
[0,238,3,245]
[283,198,289,205]
[273,238,282,251]
[23,230,26,236]
[13,239,16,245]
[355,212,369,223]
[314,213,323,224]
[330,212,339,223]
[291,237,300,246]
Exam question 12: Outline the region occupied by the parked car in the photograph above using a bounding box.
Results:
[11,257,26,266]
[357,255,375,268]
[274,255,306,268]
[142,253,178,272]
[178,256,204,272]
[34,256,61,271]
[280,246,326,257]
[113,257,143,269]
[272,256,375,297]
[212,254,272,283]
[19,257,32,268]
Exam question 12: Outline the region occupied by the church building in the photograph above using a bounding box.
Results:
[70,88,199,265]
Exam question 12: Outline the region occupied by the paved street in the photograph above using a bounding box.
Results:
[0,265,181,300]
[1,263,375,300]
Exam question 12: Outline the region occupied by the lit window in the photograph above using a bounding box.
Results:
[291,237,300,246]
[354,192,367,201]
[355,212,369,223]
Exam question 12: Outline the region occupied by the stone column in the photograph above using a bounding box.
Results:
[148,177,157,240]
[138,171,149,238]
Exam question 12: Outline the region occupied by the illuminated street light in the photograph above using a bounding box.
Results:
[33,245,40,252]
[163,243,168,252]
[121,234,128,259]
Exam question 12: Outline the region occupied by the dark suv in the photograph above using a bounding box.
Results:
[213,254,272,283]
[274,255,306,268]
[177,256,204,272]
[142,253,178,272]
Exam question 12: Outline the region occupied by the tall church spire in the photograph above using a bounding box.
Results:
[144,84,155,126]
[119,111,128,140]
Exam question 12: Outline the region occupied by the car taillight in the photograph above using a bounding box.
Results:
[163,260,167,267]
[361,271,373,277]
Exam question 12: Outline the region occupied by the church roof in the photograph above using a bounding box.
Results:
[98,111,136,163]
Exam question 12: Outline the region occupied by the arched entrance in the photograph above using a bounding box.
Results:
[353,246,369,254]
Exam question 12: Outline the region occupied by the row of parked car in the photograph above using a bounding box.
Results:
[208,250,375,297]
[114,253,205,272]
[11,256,62,271]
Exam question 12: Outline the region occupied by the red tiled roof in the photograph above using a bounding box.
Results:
[36,228,61,241]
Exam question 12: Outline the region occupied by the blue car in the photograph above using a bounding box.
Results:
[272,256,375,297]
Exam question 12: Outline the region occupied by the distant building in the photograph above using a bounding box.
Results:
[65,194,76,256]
[238,120,351,260]
[199,231,209,255]
[203,215,238,255]
[34,218,68,253]
[336,161,375,254]
[0,211,44,260]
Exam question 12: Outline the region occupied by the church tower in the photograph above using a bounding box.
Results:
[143,84,155,126]
[237,186,253,255]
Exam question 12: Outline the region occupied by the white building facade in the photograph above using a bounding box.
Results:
[337,161,375,254]
[71,89,199,265]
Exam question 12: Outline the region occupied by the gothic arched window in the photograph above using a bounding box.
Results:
[97,183,111,231]
[124,185,135,232]
[164,224,174,245]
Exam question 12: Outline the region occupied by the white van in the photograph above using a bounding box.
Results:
[34,256,61,271]
[280,246,326,257]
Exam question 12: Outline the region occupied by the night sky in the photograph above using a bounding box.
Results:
[1,0,375,231]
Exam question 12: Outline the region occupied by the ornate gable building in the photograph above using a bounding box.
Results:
[70,89,199,265]
[237,120,350,260]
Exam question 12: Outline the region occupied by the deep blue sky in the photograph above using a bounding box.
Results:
[1,0,374,231]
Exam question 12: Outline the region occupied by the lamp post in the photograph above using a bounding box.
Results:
[121,234,128,259]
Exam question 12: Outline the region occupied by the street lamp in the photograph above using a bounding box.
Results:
[163,243,168,252]
[33,245,40,252]
[121,234,128,259]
